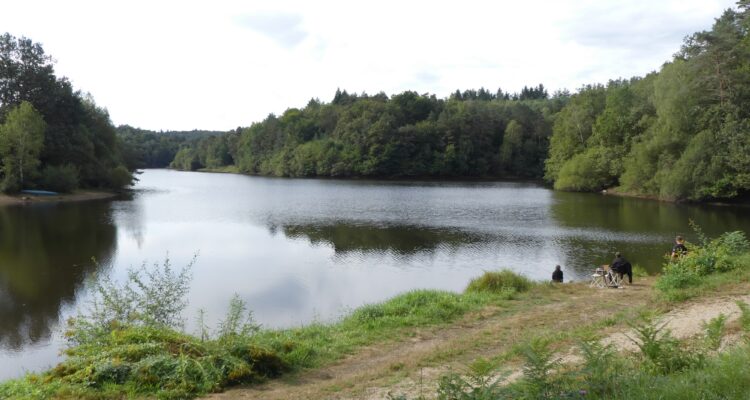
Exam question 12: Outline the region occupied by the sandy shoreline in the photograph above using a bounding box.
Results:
[0,190,118,206]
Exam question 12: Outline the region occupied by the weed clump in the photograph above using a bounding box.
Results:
[465,269,533,294]
[346,290,486,329]
[0,257,286,400]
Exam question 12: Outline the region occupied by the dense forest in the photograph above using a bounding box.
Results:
[2,4,747,201]
[546,4,750,201]
[169,4,749,202]
[0,34,133,193]
[117,125,228,169]
[171,86,565,178]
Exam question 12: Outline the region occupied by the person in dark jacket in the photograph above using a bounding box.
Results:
[671,236,688,259]
[611,252,632,284]
[552,265,563,283]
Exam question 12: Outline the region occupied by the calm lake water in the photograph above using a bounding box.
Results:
[1,169,749,379]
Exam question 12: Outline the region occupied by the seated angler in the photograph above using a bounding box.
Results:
[552,265,563,283]
[611,252,632,285]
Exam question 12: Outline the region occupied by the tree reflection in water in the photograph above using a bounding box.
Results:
[0,202,116,350]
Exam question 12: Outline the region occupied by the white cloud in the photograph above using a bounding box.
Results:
[0,0,737,130]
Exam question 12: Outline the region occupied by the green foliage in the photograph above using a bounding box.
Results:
[656,227,750,299]
[518,338,559,398]
[737,301,750,333]
[553,146,612,191]
[107,165,134,190]
[0,256,287,399]
[0,101,46,192]
[576,339,623,397]
[702,313,727,351]
[545,5,750,200]
[465,269,533,294]
[175,90,560,179]
[217,294,260,340]
[345,290,488,331]
[433,358,508,400]
[38,163,79,192]
[250,290,497,372]
[67,257,194,346]
[0,34,133,191]
[171,147,202,171]
[627,320,704,374]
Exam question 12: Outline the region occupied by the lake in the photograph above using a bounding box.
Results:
[1,169,749,380]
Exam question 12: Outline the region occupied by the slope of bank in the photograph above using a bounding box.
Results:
[206,277,750,400]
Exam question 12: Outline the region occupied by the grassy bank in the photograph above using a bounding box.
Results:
[0,263,530,399]
[1,230,748,399]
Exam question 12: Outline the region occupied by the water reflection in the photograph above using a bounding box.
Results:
[550,192,750,273]
[278,223,484,255]
[0,202,116,350]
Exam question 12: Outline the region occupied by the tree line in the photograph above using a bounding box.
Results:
[546,3,750,201]
[0,33,132,193]
[169,3,749,202]
[116,125,228,169]
[170,90,567,179]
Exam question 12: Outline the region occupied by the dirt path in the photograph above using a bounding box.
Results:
[207,282,656,400]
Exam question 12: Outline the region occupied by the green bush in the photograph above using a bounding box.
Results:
[656,229,750,296]
[38,164,79,193]
[465,270,533,294]
[628,320,704,374]
[108,165,134,189]
[0,256,289,399]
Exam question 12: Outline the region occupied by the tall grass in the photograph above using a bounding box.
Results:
[465,269,533,294]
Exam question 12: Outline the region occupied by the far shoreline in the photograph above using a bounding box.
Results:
[0,190,119,206]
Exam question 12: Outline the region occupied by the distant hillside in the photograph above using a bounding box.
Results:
[116,125,231,169]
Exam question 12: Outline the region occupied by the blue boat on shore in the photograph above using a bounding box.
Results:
[21,190,59,196]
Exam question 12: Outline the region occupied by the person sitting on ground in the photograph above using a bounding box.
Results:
[552,265,563,283]
[671,235,688,259]
[610,252,632,284]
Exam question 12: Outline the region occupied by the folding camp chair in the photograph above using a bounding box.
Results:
[589,265,621,288]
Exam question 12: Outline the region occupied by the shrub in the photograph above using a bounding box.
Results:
[656,227,750,296]
[465,270,532,294]
[655,265,701,291]
[0,255,289,399]
[108,165,134,189]
[67,257,194,346]
[577,339,624,397]
[432,358,509,400]
[38,164,79,193]
[627,320,704,374]
[702,313,727,351]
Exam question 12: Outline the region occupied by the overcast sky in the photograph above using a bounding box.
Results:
[0,0,738,131]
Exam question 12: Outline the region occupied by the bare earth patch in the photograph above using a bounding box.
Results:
[605,294,750,352]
